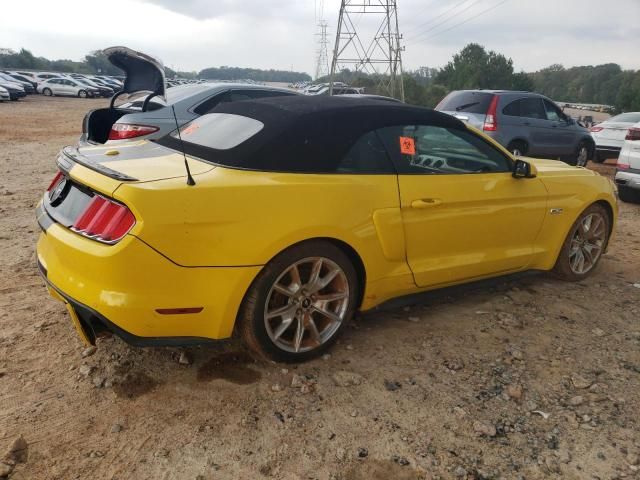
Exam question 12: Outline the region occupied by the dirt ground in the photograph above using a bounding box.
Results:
[0,96,639,480]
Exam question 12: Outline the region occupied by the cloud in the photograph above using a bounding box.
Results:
[0,0,637,75]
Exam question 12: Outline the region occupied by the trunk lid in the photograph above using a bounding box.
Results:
[598,122,634,141]
[103,46,166,100]
[63,141,214,184]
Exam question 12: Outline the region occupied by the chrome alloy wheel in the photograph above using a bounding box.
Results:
[264,257,350,353]
[576,145,589,167]
[569,212,606,274]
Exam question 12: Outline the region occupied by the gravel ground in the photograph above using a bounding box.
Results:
[0,96,639,480]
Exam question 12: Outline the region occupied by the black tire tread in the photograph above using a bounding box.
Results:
[237,240,359,363]
[552,203,610,281]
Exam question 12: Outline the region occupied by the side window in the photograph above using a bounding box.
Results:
[543,99,563,122]
[336,131,394,174]
[519,98,546,120]
[503,99,522,117]
[193,92,229,115]
[378,125,511,175]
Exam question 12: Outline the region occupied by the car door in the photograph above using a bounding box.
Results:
[542,98,575,155]
[48,79,63,95]
[379,124,548,288]
[516,97,553,156]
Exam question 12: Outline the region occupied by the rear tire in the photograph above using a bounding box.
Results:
[237,240,360,363]
[507,140,528,157]
[78,90,88,98]
[552,204,610,281]
[572,141,590,167]
[618,185,640,204]
[42,88,52,96]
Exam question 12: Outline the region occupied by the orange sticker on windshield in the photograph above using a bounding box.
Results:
[399,136,415,155]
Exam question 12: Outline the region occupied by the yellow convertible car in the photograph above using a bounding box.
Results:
[36,95,617,362]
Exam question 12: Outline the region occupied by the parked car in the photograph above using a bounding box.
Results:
[33,72,64,83]
[436,90,595,166]
[0,85,10,102]
[37,78,100,98]
[36,92,617,362]
[589,112,640,162]
[74,78,114,98]
[312,86,363,95]
[0,72,35,94]
[81,46,298,145]
[1,72,38,90]
[614,122,640,203]
[10,71,40,85]
[0,79,26,100]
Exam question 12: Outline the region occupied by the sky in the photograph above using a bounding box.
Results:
[0,0,638,76]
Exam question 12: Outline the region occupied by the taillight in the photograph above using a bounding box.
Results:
[589,126,604,132]
[108,123,159,140]
[71,195,135,243]
[625,127,640,141]
[483,95,499,132]
[47,171,64,191]
[617,160,630,170]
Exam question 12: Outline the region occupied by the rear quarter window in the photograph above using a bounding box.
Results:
[172,113,264,150]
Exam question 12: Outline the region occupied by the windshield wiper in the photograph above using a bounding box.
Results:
[455,102,479,111]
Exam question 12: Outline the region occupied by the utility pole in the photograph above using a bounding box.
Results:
[329,0,405,101]
[315,20,330,80]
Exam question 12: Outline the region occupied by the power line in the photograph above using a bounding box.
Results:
[406,0,511,45]
[406,0,483,43]
[403,0,471,36]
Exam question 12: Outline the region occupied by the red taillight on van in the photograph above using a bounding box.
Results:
[108,123,159,140]
[483,95,499,132]
[71,195,135,243]
[625,127,640,141]
[589,126,604,133]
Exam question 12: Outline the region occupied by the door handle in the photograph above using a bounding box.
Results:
[411,198,442,209]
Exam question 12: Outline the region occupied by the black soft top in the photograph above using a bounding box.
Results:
[157,95,466,173]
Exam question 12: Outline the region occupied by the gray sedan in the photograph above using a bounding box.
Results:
[82,83,297,145]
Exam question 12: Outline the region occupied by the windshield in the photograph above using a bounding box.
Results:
[171,113,264,150]
[609,112,640,123]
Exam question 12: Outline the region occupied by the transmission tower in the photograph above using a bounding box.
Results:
[315,20,330,80]
[329,0,405,101]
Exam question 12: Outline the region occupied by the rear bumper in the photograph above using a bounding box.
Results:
[36,213,261,345]
[615,168,640,191]
[596,146,621,156]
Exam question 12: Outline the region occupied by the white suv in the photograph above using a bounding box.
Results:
[615,122,640,203]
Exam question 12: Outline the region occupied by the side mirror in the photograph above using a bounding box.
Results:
[512,159,537,179]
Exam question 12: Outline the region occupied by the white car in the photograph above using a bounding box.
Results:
[615,122,640,203]
[37,78,100,98]
[590,112,640,162]
[0,85,9,101]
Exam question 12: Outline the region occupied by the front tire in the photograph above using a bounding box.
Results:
[507,140,528,157]
[552,204,610,281]
[237,240,359,363]
[78,90,88,98]
[42,88,52,96]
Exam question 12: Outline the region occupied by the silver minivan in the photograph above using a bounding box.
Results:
[436,90,595,166]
